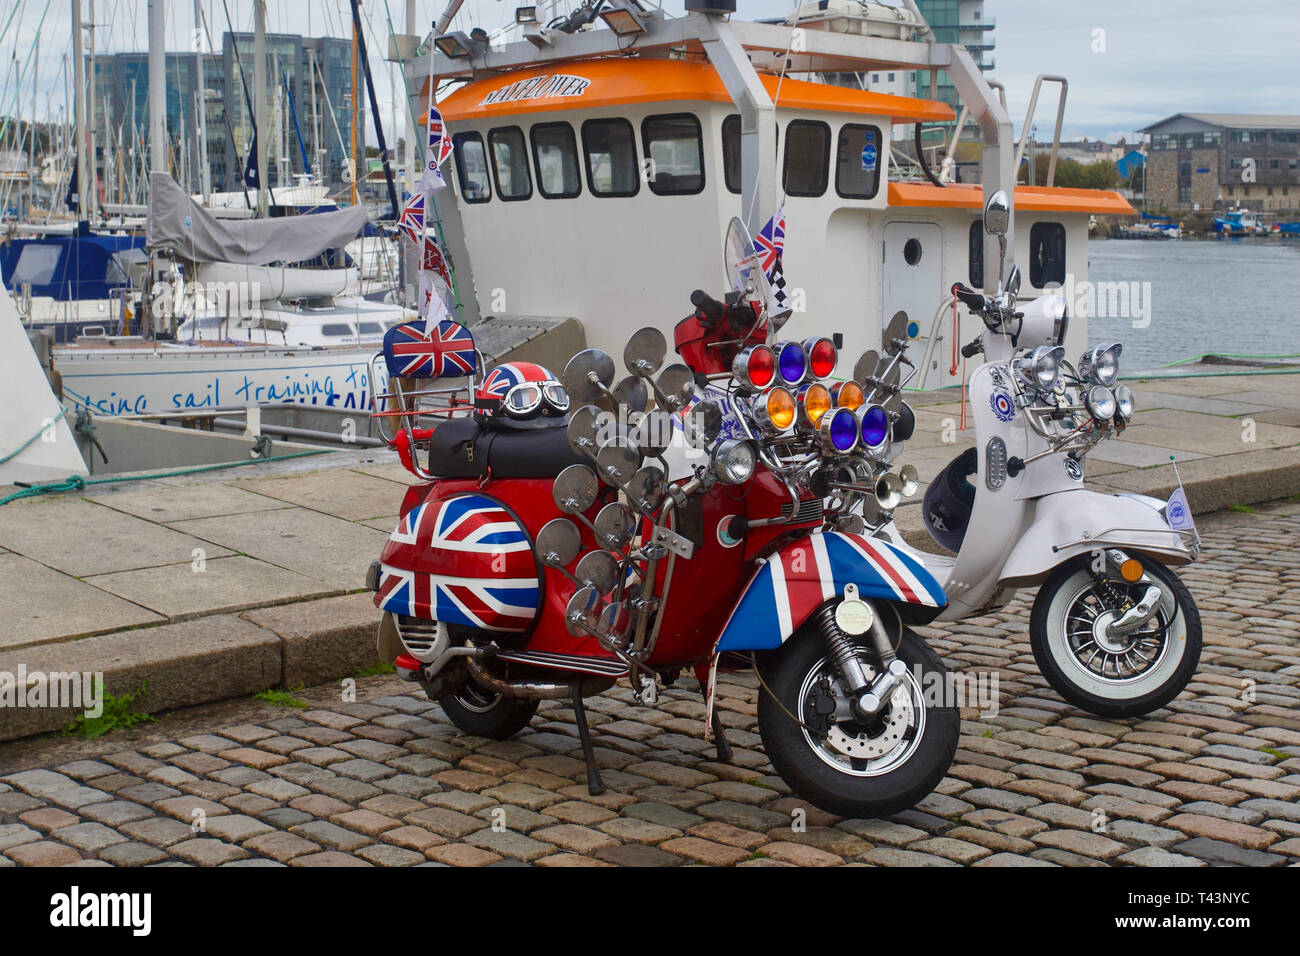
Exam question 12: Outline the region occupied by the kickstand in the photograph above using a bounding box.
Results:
[571,685,605,796]
[710,706,733,763]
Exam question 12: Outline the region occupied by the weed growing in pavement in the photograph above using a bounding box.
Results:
[63,681,155,739]
[1228,503,1256,514]
[1259,746,1288,761]
[354,660,397,678]
[254,686,308,709]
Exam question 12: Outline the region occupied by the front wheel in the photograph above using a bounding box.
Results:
[431,681,539,740]
[1030,556,1201,718]
[758,626,959,819]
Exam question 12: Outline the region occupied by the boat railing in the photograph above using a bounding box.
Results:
[1014,75,1069,187]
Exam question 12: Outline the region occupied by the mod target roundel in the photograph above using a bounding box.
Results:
[989,391,1016,422]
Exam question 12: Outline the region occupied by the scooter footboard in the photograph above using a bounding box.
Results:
[713,532,947,652]
[999,489,1195,587]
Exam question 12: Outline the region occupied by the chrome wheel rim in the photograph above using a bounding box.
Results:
[797,656,926,778]
[1062,580,1169,683]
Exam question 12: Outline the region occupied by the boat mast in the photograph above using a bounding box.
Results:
[88,0,99,223]
[71,0,88,222]
[350,10,358,206]
[253,0,268,217]
[148,0,166,335]
[194,0,210,201]
[405,0,416,194]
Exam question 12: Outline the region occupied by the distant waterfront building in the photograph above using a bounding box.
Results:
[908,0,994,108]
[1137,113,1300,214]
[88,32,356,201]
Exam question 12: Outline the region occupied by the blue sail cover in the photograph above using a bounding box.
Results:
[0,226,144,302]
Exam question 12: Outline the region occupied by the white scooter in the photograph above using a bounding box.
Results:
[870,191,1202,718]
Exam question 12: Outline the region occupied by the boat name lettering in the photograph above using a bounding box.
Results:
[481,74,591,106]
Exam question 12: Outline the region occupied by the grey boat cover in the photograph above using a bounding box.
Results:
[146,172,368,265]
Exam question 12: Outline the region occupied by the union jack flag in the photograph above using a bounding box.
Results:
[375,493,540,631]
[397,193,425,245]
[383,318,476,379]
[422,236,452,287]
[756,205,789,310]
[714,531,945,652]
[479,361,554,399]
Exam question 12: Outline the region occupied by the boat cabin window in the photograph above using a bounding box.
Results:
[783,120,830,198]
[322,323,354,337]
[11,244,62,286]
[489,126,533,201]
[722,115,779,195]
[358,322,384,335]
[642,113,704,196]
[835,124,883,200]
[1028,222,1067,288]
[582,118,639,197]
[452,132,491,203]
[968,219,984,288]
[530,122,582,199]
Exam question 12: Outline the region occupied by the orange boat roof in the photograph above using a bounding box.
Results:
[889,182,1134,216]
[423,59,954,126]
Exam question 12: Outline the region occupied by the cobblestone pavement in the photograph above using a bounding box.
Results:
[2,501,1298,868]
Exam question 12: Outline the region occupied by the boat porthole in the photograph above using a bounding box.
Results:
[903,238,923,266]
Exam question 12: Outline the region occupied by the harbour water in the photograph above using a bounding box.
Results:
[1085,238,1300,373]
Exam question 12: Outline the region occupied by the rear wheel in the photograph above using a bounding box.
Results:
[432,681,539,740]
[758,625,958,819]
[1030,556,1201,718]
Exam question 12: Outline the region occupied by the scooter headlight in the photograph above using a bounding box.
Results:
[1016,345,1065,392]
[732,345,775,392]
[818,407,860,454]
[831,380,864,411]
[1080,343,1122,387]
[1115,384,1135,422]
[858,403,890,451]
[774,341,808,386]
[1086,384,1117,422]
[797,383,833,429]
[753,386,796,433]
[711,439,756,485]
[802,336,838,379]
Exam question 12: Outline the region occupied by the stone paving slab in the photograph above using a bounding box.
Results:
[0,501,1296,867]
[91,480,294,523]
[231,469,406,522]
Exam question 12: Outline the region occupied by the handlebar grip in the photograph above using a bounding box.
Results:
[690,289,724,324]
[960,340,983,359]
[951,282,987,312]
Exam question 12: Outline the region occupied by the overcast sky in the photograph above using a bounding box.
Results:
[1,0,1296,144]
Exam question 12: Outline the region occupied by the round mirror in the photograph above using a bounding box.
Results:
[682,401,722,449]
[625,464,666,512]
[536,518,581,568]
[624,327,668,378]
[984,190,1011,237]
[564,585,602,638]
[633,410,673,459]
[553,464,599,515]
[1006,264,1023,298]
[656,363,696,412]
[854,349,880,385]
[566,405,604,458]
[884,311,910,353]
[597,601,632,642]
[594,502,637,551]
[596,440,642,487]
[563,349,616,406]
[576,550,620,596]
[612,375,650,414]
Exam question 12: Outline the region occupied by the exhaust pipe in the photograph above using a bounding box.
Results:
[466,658,614,700]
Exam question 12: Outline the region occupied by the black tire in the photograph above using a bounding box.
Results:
[757,625,959,819]
[1030,556,1201,718]
[434,682,539,740]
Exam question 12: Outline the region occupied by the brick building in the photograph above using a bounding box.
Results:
[1138,113,1300,214]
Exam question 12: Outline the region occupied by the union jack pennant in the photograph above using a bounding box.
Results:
[397,192,425,245]
[756,205,788,311]
[375,493,540,630]
[418,275,451,322]
[419,105,454,196]
[422,236,452,287]
[382,318,476,379]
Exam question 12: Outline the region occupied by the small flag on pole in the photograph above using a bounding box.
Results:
[397,193,425,245]
[422,236,452,288]
[756,205,788,311]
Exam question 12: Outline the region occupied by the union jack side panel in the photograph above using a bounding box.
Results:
[713,532,946,652]
[375,493,540,632]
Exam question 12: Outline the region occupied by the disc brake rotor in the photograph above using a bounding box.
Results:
[801,661,919,765]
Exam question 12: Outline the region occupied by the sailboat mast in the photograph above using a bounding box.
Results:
[148,0,166,336]
[194,0,210,201]
[71,0,88,221]
[254,0,268,216]
[350,14,358,206]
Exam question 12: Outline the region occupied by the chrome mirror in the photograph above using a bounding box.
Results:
[553,464,599,515]
[624,327,667,378]
[563,349,616,406]
[612,375,650,414]
[655,363,696,413]
[595,439,642,487]
[983,190,1010,237]
[594,502,637,551]
[884,311,910,354]
[564,585,602,637]
[576,550,620,596]
[632,410,673,459]
[536,518,581,569]
[682,401,722,449]
[854,349,880,386]
[625,464,666,513]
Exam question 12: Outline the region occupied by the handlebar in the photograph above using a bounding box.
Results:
[690,289,724,325]
[951,282,988,312]
[960,339,984,359]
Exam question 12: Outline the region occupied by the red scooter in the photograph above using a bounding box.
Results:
[366,221,959,817]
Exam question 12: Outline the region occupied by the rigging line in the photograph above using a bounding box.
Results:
[0,0,53,150]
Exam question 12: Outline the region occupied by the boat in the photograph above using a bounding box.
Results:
[405,0,1130,390]
[1214,207,1268,236]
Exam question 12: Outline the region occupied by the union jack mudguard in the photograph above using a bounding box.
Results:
[713,532,946,652]
[374,493,541,632]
